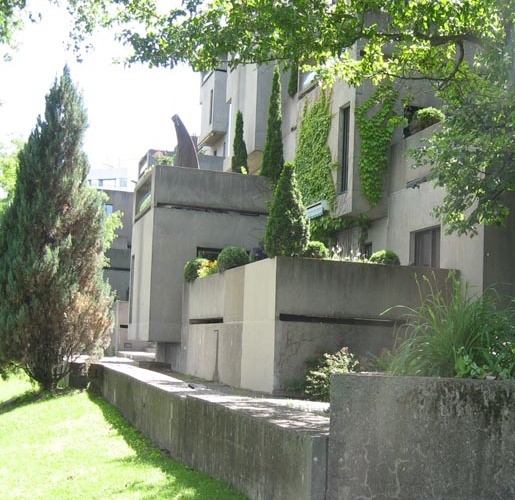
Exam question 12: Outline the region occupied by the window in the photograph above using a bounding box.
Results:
[209,89,214,125]
[299,70,316,95]
[119,178,127,188]
[361,242,373,260]
[197,247,222,261]
[105,204,113,216]
[339,106,350,193]
[413,227,440,268]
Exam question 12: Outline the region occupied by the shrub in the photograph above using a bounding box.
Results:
[409,107,444,134]
[217,246,249,272]
[231,110,248,173]
[389,274,515,379]
[369,249,400,265]
[265,162,310,257]
[303,241,329,259]
[260,65,284,187]
[304,347,359,402]
[198,259,219,278]
[184,258,208,283]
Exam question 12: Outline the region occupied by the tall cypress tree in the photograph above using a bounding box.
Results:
[0,67,113,390]
[260,65,284,187]
[265,162,310,257]
[231,110,248,173]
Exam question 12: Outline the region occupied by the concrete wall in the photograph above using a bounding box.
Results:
[373,125,487,289]
[103,189,134,250]
[92,363,515,500]
[328,373,515,500]
[129,167,269,344]
[94,363,329,500]
[183,258,453,394]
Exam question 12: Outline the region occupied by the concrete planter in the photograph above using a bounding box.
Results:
[182,258,452,394]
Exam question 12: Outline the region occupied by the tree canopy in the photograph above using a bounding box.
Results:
[3,0,513,232]
[98,0,513,235]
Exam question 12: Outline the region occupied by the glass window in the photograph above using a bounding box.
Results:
[339,106,350,193]
[299,71,316,94]
[105,204,113,216]
[413,227,440,268]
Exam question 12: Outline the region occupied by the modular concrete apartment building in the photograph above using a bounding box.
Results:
[198,59,515,296]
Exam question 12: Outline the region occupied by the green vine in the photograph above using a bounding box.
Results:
[295,91,343,242]
[355,83,405,206]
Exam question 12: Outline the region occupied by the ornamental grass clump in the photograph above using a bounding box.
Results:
[389,273,515,379]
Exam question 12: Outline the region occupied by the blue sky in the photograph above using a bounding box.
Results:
[0,2,201,180]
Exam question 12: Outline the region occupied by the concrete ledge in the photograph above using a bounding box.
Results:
[328,373,515,500]
[94,363,329,500]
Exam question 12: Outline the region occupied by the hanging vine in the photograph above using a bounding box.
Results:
[295,91,343,243]
[355,83,405,206]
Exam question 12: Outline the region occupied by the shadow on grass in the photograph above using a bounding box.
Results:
[0,386,79,416]
[86,388,247,500]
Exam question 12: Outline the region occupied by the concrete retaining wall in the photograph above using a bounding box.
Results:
[93,362,329,500]
[328,373,515,500]
[92,365,515,500]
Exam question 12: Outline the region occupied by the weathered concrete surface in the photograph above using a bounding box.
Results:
[183,258,453,393]
[94,362,329,500]
[328,373,515,500]
[129,166,269,344]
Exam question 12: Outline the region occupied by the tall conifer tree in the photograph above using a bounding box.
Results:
[0,67,113,390]
[265,162,310,257]
[231,110,248,173]
[260,65,284,187]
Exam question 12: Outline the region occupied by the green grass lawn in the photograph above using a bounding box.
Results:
[0,373,247,499]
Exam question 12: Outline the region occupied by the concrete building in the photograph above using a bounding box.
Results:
[198,61,515,296]
[128,165,270,363]
[88,166,137,191]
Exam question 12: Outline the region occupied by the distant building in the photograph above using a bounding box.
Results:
[88,166,137,192]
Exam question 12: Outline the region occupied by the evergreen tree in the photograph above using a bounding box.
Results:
[0,67,113,390]
[260,65,284,187]
[231,110,248,173]
[265,162,310,257]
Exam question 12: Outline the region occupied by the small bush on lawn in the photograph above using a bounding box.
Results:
[303,241,329,259]
[304,347,359,402]
[369,249,400,265]
[184,258,208,283]
[217,246,249,272]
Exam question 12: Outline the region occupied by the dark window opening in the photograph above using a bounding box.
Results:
[361,242,373,260]
[339,106,350,193]
[403,105,422,138]
[414,227,440,268]
[197,247,223,261]
[209,89,214,125]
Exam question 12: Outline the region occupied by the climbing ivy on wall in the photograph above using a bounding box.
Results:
[295,91,342,243]
[355,83,405,206]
